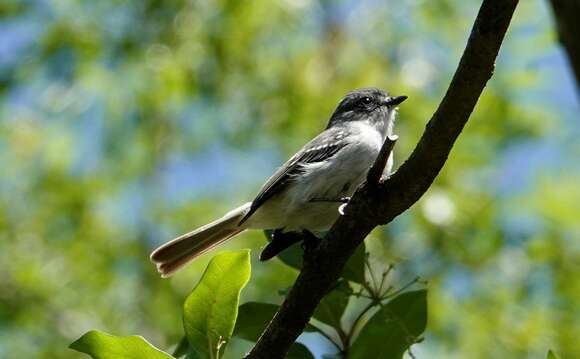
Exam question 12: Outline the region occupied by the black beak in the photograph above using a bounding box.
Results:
[384,95,408,107]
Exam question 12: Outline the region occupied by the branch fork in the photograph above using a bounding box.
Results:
[366,134,399,186]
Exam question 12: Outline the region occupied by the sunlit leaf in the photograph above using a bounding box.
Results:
[69,330,173,359]
[183,250,251,359]
[349,290,427,359]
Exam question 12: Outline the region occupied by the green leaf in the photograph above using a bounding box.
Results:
[234,302,315,358]
[69,330,173,359]
[276,243,304,271]
[183,250,251,359]
[313,280,351,329]
[547,350,560,359]
[263,230,303,270]
[342,243,366,284]
[349,290,427,359]
[235,302,316,343]
[287,342,315,359]
[234,302,279,342]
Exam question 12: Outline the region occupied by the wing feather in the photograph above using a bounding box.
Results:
[238,128,348,225]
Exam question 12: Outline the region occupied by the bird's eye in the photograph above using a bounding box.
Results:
[361,97,372,105]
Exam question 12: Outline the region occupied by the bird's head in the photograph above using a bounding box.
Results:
[326,88,407,132]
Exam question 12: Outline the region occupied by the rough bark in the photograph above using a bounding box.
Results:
[245,1,519,358]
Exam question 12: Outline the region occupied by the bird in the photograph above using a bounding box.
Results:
[150,88,407,277]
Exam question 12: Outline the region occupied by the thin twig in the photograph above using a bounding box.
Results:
[346,299,379,348]
[382,276,420,300]
[377,264,394,296]
[364,258,379,296]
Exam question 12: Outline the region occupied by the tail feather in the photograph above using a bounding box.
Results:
[150,203,251,277]
[156,228,243,277]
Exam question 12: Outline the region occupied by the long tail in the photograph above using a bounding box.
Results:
[150,203,251,277]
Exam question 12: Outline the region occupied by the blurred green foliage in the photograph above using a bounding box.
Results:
[70,249,426,358]
[0,0,579,358]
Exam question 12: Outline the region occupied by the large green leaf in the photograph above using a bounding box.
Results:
[234,302,280,341]
[183,250,251,359]
[547,350,560,359]
[235,302,316,342]
[313,280,351,329]
[287,343,315,359]
[69,330,173,359]
[349,290,427,359]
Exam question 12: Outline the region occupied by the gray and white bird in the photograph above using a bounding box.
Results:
[150,88,407,277]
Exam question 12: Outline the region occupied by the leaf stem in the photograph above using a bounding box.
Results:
[345,299,379,349]
[364,258,379,296]
[382,276,420,300]
[377,264,394,297]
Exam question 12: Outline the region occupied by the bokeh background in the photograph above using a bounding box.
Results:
[1,0,579,358]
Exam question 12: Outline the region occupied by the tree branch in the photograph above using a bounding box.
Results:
[245,1,519,358]
[548,0,580,97]
[366,135,398,185]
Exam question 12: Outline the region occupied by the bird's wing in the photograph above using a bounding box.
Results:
[238,128,349,225]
